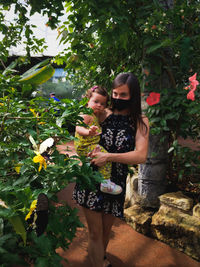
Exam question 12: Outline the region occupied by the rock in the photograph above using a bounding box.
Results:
[125,169,138,208]
[125,190,200,261]
[151,204,200,261]
[193,203,200,218]
[124,204,155,235]
[159,191,193,212]
[132,176,138,191]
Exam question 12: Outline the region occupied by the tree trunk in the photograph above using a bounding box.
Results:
[138,133,169,208]
[138,0,174,208]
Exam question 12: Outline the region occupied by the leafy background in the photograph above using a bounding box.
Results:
[0,0,200,265]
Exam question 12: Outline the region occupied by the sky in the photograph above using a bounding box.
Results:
[2,5,67,57]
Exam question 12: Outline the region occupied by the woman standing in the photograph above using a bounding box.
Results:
[73,72,149,267]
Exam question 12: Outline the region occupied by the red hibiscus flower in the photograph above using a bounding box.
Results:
[187,90,195,101]
[186,73,199,101]
[189,73,199,91]
[146,92,160,106]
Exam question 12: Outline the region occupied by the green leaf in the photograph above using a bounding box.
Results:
[2,60,19,76]
[19,58,50,78]
[146,39,171,54]
[0,233,13,247]
[0,218,3,236]
[9,216,27,245]
[35,257,49,267]
[22,83,32,95]
[19,64,55,86]
[168,147,174,153]
[185,163,191,167]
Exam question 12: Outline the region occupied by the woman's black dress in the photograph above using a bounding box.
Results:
[73,113,136,219]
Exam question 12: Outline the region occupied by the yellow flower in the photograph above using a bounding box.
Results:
[14,164,22,174]
[64,154,69,161]
[25,200,37,221]
[33,154,47,172]
[38,121,46,125]
[30,108,38,118]
[11,87,15,93]
[0,103,4,106]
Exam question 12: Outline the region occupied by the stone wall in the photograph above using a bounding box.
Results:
[124,176,200,262]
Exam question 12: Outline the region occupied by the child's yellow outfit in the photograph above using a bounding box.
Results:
[75,115,111,180]
[75,114,122,195]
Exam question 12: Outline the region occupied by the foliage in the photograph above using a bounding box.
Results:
[54,0,200,184]
[0,59,103,265]
[0,4,47,59]
[56,0,146,88]
[1,0,200,263]
[39,79,84,100]
[146,85,200,138]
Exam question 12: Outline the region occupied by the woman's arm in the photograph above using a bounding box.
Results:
[90,117,149,166]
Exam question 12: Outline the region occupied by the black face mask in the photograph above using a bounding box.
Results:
[111,97,131,111]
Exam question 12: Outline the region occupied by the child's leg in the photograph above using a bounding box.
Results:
[97,145,122,195]
[77,143,122,195]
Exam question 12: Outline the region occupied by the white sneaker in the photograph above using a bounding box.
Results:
[100,181,122,195]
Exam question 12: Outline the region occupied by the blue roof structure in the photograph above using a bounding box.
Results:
[53,68,66,78]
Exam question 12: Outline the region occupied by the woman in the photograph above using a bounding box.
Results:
[73,72,149,267]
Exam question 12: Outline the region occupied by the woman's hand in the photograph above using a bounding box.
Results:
[88,147,108,167]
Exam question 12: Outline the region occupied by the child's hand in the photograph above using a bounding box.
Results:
[88,126,100,136]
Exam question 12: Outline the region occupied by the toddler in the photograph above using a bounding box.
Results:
[74,86,122,195]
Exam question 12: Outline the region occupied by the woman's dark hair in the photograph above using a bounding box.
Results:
[85,85,110,106]
[112,72,147,132]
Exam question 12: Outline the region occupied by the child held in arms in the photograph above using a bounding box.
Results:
[75,86,122,195]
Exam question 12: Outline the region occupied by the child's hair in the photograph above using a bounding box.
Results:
[85,85,110,106]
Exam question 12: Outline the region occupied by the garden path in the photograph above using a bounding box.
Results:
[56,141,200,267]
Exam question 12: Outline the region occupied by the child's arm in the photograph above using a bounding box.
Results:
[76,115,99,136]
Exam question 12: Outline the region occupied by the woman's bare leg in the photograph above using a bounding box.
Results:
[82,207,104,267]
[102,213,116,253]
[102,213,115,267]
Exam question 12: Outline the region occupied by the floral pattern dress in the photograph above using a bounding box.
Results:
[73,113,136,219]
